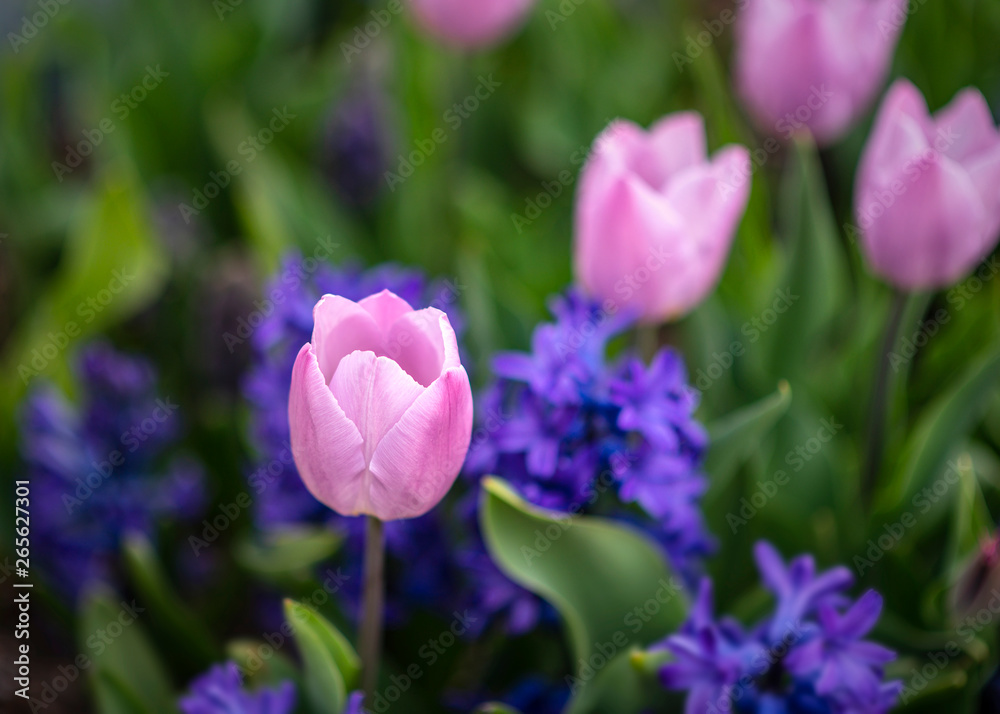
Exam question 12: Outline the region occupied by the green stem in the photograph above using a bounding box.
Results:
[636,324,660,363]
[360,515,384,703]
[861,290,908,506]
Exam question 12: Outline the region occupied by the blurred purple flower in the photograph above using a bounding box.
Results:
[179,662,296,714]
[19,341,204,600]
[464,290,712,633]
[657,542,901,714]
[321,86,394,206]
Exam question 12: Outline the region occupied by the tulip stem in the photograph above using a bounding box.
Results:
[360,515,385,703]
[861,290,908,507]
[637,325,660,363]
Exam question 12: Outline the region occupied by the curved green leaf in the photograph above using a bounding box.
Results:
[236,526,343,581]
[79,586,177,714]
[875,344,1000,514]
[479,478,687,712]
[283,599,360,714]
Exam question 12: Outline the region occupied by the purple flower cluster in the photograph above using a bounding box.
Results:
[179,662,296,714]
[242,254,466,618]
[465,290,713,579]
[19,342,204,599]
[657,542,901,714]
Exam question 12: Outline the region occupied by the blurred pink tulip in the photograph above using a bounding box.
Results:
[734,0,906,145]
[573,114,751,322]
[855,80,1000,290]
[288,290,473,520]
[409,0,536,49]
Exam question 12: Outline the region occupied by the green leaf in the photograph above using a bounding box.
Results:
[123,533,218,667]
[705,381,792,497]
[770,137,849,376]
[0,164,167,428]
[236,526,343,581]
[283,599,361,714]
[479,478,687,713]
[79,586,178,714]
[875,344,1000,514]
[94,669,159,714]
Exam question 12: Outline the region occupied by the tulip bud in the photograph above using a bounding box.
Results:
[408,0,536,49]
[573,114,751,323]
[855,80,1000,290]
[950,533,1000,622]
[288,290,473,520]
[733,0,906,145]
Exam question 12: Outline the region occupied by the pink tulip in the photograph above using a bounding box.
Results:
[409,0,536,49]
[734,0,906,145]
[855,80,1000,290]
[288,290,473,520]
[573,114,751,322]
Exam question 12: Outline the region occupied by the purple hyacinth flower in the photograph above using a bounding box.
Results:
[179,662,296,714]
[785,591,902,711]
[753,541,854,644]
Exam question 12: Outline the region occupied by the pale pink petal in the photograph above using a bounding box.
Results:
[861,153,987,289]
[934,88,1000,165]
[368,368,474,520]
[328,351,426,468]
[358,290,416,332]
[641,113,707,190]
[384,307,461,387]
[409,0,536,48]
[288,344,367,515]
[311,295,384,383]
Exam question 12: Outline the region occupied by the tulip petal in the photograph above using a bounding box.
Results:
[384,308,456,387]
[409,0,536,48]
[861,152,986,289]
[288,344,367,515]
[311,295,384,383]
[328,350,426,467]
[358,289,416,332]
[643,113,707,190]
[934,88,1000,165]
[369,368,473,520]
